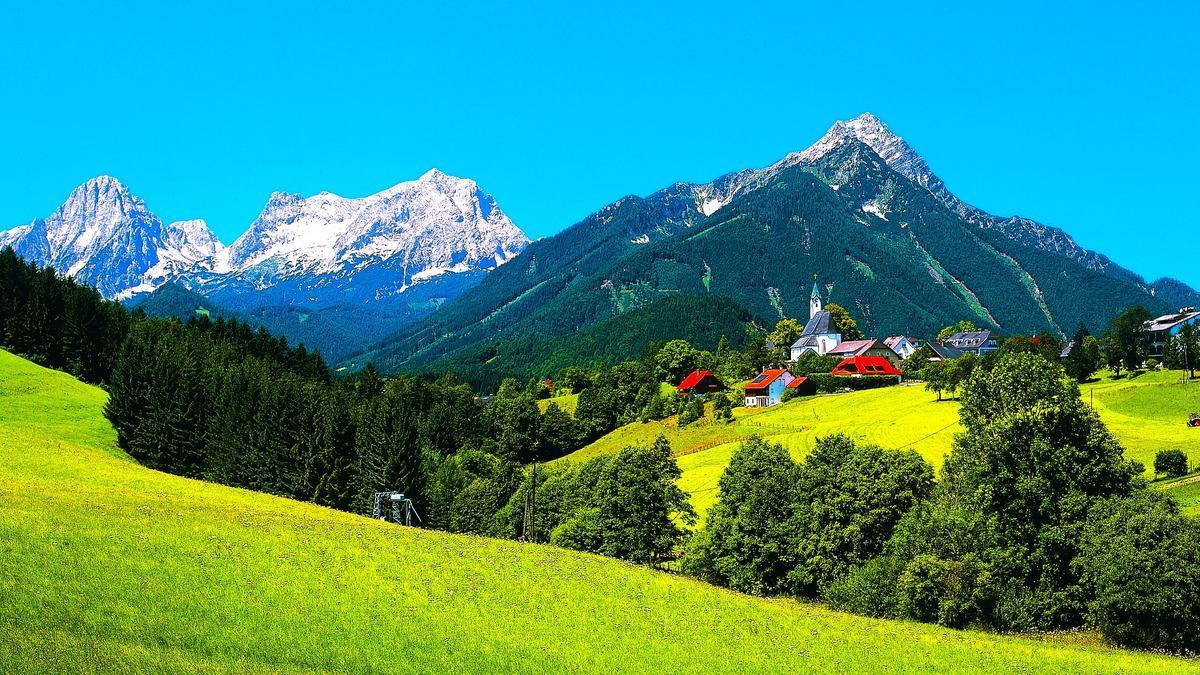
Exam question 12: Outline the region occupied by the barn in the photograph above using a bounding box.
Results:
[676,370,725,397]
[831,355,903,378]
[785,376,816,397]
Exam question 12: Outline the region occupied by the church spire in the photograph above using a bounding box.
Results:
[810,275,822,321]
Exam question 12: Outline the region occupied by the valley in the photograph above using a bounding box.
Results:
[0,348,1191,673]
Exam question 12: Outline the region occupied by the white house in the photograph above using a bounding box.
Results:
[790,282,841,359]
[1146,308,1200,359]
[884,335,917,360]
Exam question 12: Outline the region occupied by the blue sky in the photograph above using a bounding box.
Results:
[2,2,1197,286]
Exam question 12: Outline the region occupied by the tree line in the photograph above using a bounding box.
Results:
[683,351,1200,653]
[0,247,697,559]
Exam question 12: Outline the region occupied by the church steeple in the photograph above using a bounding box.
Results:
[810,277,823,321]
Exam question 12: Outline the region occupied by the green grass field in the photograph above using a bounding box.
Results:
[1157,473,1200,517]
[1,349,1194,672]
[558,371,1200,518]
[537,390,580,415]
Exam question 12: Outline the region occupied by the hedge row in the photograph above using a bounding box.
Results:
[806,374,901,394]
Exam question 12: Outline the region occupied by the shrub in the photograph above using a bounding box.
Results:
[896,554,992,628]
[825,555,906,618]
[1079,493,1200,653]
[677,398,704,426]
[550,507,604,552]
[1145,358,1159,371]
[1154,449,1188,479]
[806,374,899,394]
[713,394,733,422]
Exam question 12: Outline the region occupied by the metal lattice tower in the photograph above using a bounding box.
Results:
[372,492,421,526]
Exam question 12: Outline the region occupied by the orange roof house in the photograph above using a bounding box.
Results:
[743,369,796,407]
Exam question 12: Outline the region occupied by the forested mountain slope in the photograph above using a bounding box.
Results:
[354,121,1187,376]
[418,294,766,387]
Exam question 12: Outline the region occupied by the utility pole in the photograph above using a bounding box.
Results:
[530,462,537,542]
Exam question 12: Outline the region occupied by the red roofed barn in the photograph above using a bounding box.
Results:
[677,370,725,396]
[831,355,903,378]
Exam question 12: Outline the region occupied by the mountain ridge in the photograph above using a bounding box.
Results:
[350,115,1198,375]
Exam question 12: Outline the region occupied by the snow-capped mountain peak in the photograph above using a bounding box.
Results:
[183,170,529,311]
[0,176,224,299]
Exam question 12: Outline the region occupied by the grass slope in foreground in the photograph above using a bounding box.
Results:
[0,350,1192,673]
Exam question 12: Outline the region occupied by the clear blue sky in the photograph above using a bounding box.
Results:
[2,2,1197,286]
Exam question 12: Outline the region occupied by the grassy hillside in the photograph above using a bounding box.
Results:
[1,350,1193,672]
[556,371,1200,519]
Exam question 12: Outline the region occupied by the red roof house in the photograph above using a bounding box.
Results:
[677,369,725,396]
[831,355,903,377]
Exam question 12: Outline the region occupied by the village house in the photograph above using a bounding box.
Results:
[790,282,842,359]
[743,368,795,407]
[1145,307,1200,359]
[926,342,964,362]
[884,335,917,360]
[676,369,725,397]
[944,330,999,356]
[826,338,903,366]
[831,355,903,378]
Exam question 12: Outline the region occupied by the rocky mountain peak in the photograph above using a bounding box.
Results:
[0,176,224,299]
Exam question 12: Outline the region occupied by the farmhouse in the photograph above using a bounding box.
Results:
[677,370,725,397]
[944,330,999,356]
[744,369,795,407]
[831,355,903,378]
[790,282,841,358]
[1145,307,1200,359]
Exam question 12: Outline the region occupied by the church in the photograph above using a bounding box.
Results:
[789,281,842,359]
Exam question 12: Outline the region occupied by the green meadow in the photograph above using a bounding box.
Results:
[556,371,1200,518]
[1,348,1194,672]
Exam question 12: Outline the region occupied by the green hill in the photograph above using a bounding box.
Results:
[130,283,237,322]
[1,349,1192,673]
[554,371,1200,520]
